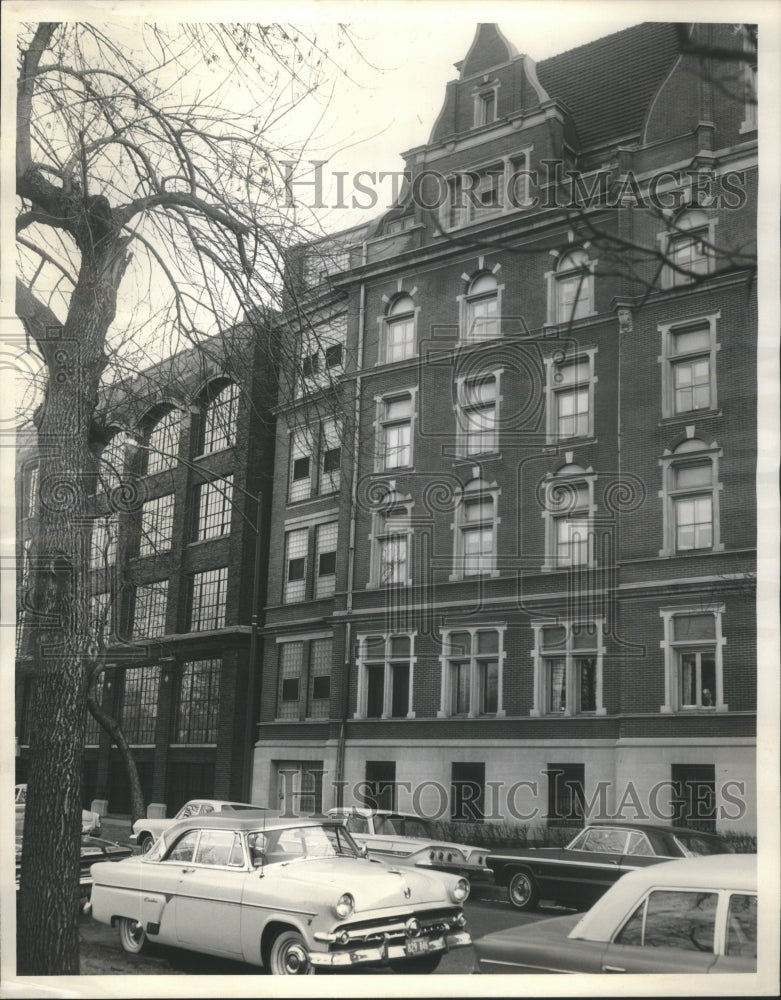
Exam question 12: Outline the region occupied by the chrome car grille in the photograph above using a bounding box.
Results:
[331,907,463,947]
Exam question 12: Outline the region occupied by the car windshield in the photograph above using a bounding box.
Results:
[248,824,361,864]
[374,815,436,838]
[673,832,731,856]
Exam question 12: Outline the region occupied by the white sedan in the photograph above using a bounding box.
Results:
[130,798,265,852]
[89,814,471,974]
[15,783,101,836]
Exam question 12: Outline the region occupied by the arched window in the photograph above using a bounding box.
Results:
[451,476,499,579]
[383,294,416,363]
[462,273,499,340]
[542,462,595,570]
[549,249,594,325]
[369,488,413,588]
[201,382,239,455]
[660,437,723,556]
[146,409,181,474]
[662,211,714,288]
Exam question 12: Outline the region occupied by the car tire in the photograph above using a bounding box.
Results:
[138,833,154,854]
[268,930,315,975]
[118,917,148,954]
[507,869,539,911]
[390,953,443,974]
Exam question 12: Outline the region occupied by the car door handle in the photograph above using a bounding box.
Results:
[602,965,625,973]
[181,867,195,874]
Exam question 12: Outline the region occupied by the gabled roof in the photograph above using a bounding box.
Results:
[535,22,681,149]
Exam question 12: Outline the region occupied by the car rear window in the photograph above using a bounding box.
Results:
[673,832,731,856]
[615,890,718,952]
[725,894,757,958]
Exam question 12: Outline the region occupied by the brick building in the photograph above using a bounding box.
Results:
[253,23,757,832]
[16,327,276,814]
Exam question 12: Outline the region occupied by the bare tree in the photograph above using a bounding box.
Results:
[14,18,354,974]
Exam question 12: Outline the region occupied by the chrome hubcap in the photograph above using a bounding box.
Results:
[283,943,309,974]
[511,875,530,905]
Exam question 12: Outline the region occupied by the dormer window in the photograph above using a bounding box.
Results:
[474,86,498,127]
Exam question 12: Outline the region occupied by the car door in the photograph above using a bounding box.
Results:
[174,829,247,957]
[545,829,628,907]
[600,888,720,973]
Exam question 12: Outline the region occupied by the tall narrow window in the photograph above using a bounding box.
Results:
[384,294,416,363]
[660,316,719,418]
[90,514,118,568]
[319,419,341,495]
[547,355,594,440]
[146,410,180,474]
[458,373,498,455]
[100,432,130,492]
[201,383,239,454]
[121,665,161,744]
[139,493,175,556]
[355,633,415,719]
[548,249,594,325]
[660,607,726,713]
[531,621,604,716]
[283,528,308,603]
[463,273,499,340]
[452,478,498,580]
[195,476,233,540]
[663,211,714,288]
[189,567,227,630]
[371,503,410,587]
[176,659,221,743]
[661,439,722,556]
[314,521,338,598]
[84,672,106,744]
[475,89,496,126]
[277,642,304,719]
[132,580,169,638]
[289,428,313,501]
[89,591,112,645]
[438,627,505,718]
[543,464,594,571]
[307,638,332,718]
[378,393,413,470]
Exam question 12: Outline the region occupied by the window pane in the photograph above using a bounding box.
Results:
[133,580,169,638]
[672,326,711,354]
[391,662,409,717]
[320,419,341,494]
[465,497,492,522]
[121,665,161,743]
[477,630,499,655]
[202,383,239,454]
[366,665,385,718]
[725,895,757,959]
[284,529,308,602]
[578,657,596,711]
[315,522,338,597]
[673,614,716,641]
[449,632,471,656]
[387,317,415,361]
[177,659,220,742]
[196,476,233,541]
[675,496,712,550]
[556,359,590,385]
[547,659,567,713]
[384,423,411,468]
[556,386,589,437]
[278,642,303,719]
[308,638,332,718]
[140,494,175,555]
[467,294,498,339]
[674,461,712,489]
[481,660,498,713]
[701,653,716,707]
[642,891,717,951]
[452,661,470,714]
[147,411,181,474]
[390,634,410,657]
[190,568,227,630]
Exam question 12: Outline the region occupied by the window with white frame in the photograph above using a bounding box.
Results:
[376,391,414,470]
[314,521,338,598]
[201,383,239,454]
[474,87,497,127]
[195,476,233,540]
[457,371,500,455]
[370,498,412,587]
[90,514,118,568]
[355,633,415,719]
[531,620,605,716]
[438,627,505,718]
[660,438,723,557]
[283,528,308,603]
[546,353,596,441]
[452,477,499,579]
[289,427,314,502]
[660,607,727,712]
[547,249,595,325]
[382,294,416,363]
[542,464,594,570]
[462,273,500,340]
[132,580,169,638]
[319,419,341,495]
[139,493,175,556]
[276,636,333,720]
[189,567,227,630]
[176,658,221,743]
[146,410,180,474]
[660,316,719,418]
[662,211,714,288]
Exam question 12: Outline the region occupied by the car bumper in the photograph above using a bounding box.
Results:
[310,930,472,968]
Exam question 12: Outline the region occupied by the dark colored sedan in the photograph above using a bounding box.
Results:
[16,833,133,907]
[487,821,732,911]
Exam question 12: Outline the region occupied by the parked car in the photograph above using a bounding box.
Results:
[130,798,267,852]
[15,783,101,836]
[16,833,133,908]
[474,853,757,974]
[327,807,493,885]
[488,821,733,911]
[88,814,471,974]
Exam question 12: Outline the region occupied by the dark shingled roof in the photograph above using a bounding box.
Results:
[536,23,682,149]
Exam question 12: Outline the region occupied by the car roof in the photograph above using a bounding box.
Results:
[328,807,423,820]
[182,799,264,809]
[581,820,727,839]
[160,813,340,838]
[569,854,757,943]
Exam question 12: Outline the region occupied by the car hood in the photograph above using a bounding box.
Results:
[263,856,453,910]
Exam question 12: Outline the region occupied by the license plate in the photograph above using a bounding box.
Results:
[405,937,430,957]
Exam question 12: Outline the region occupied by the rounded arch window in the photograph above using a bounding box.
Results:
[384,294,416,362]
[464,273,499,340]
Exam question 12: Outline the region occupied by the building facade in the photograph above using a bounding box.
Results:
[253,23,757,832]
[16,328,276,814]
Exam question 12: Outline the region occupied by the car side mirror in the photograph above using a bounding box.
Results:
[359,844,368,858]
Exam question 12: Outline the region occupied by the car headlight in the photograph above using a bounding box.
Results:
[450,878,470,903]
[334,892,355,919]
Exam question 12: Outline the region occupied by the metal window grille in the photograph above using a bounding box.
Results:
[196,476,234,540]
[139,494,175,555]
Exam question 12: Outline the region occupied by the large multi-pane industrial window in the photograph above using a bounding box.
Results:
[201,382,239,454]
[90,514,118,567]
[176,658,221,742]
[89,590,112,645]
[139,493,175,556]
[100,432,130,491]
[121,665,161,744]
[146,410,181,474]
[314,521,338,598]
[283,528,308,603]
[132,580,169,638]
[189,567,228,630]
[196,476,234,540]
[438,627,505,718]
[84,671,106,745]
